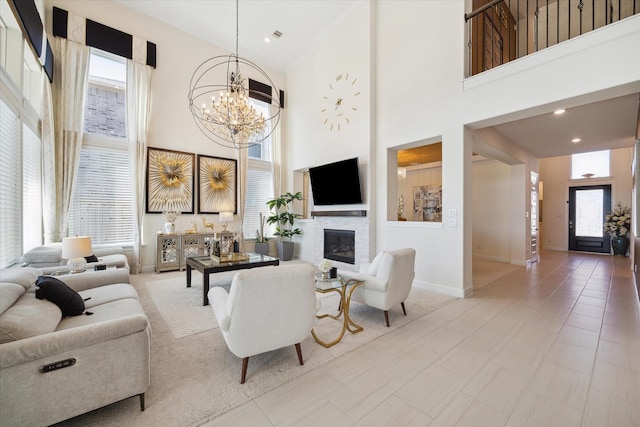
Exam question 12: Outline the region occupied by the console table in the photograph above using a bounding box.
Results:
[155,233,216,273]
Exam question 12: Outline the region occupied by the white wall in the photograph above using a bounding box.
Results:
[285,1,373,266]
[539,147,634,251]
[472,159,511,262]
[46,0,286,272]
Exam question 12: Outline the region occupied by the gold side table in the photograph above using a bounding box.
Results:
[311,275,364,348]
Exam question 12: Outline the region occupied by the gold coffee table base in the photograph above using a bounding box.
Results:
[312,277,364,348]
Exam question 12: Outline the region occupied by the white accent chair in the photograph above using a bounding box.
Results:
[208,264,317,384]
[339,248,416,327]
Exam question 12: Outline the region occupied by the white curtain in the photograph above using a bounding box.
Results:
[127,60,153,273]
[51,38,90,241]
[237,147,248,252]
[41,75,56,244]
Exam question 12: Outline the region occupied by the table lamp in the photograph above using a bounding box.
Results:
[219,212,233,231]
[62,236,93,273]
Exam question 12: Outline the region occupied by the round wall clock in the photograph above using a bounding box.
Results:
[321,73,360,131]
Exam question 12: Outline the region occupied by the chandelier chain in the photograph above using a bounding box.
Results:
[235,0,239,59]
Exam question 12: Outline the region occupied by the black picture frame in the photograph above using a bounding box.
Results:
[197,154,238,214]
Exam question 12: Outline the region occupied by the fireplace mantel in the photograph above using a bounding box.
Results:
[311,210,367,217]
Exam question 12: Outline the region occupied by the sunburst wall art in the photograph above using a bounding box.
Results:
[146,147,194,213]
[197,155,237,214]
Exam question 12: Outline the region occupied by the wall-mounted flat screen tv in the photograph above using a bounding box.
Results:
[309,157,363,205]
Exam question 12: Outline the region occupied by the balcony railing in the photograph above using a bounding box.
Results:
[465,0,639,77]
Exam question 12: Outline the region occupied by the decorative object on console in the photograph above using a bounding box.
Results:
[197,155,237,214]
[321,72,360,131]
[146,147,194,214]
[62,236,93,273]
[187,220,199,234]
[162,210,180,234]
[201,216,215,233]
[187,0,281,149]
[219,211,234,231]
[266,192,303,261]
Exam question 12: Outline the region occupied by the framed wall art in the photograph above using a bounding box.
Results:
[413,184,442,222]
[146,147,195,213]
[197,154,237,214]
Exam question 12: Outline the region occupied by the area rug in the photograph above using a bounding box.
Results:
[145,272,235,338]
[56,270,457,427]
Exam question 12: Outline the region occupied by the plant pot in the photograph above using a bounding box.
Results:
[611,235,629,256]
[254,242,269,256]
[277,241,294,261]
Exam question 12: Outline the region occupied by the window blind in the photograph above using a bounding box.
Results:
[22,122,42,253]
[69,147,135,245]
[0,97,22,267]
[243,163,274,239]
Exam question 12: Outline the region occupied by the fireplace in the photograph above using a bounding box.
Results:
[323,229,355,264]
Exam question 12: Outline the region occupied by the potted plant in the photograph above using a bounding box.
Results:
[254,212,270,255]
[266,191,303,261]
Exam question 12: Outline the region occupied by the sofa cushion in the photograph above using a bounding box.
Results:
[84,254,99,263]
[0,283,26,315]
[0,294,62,343]
[56,297,146,331]
[80,283,139,309]
[35,276,85,317]
[0,267,43,291]
[20,244,62,263]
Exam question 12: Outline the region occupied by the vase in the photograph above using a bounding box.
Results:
[611,235,629,256]
[164,221,175,234]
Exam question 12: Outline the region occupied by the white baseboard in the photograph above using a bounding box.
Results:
[413,279,466,298]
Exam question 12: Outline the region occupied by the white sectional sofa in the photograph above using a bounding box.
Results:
[0,266,150,426]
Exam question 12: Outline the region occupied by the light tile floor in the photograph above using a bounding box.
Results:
[204,251,640,426]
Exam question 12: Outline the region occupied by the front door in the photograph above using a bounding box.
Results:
[568,185,611,253]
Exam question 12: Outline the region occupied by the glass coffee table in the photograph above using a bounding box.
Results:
[185,253,279,305]
[311,274,365,348]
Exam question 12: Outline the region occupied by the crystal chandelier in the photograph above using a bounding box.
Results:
[188,0,281,149]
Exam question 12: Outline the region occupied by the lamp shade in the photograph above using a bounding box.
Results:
[62,236,93,259]
[219,212,234,222]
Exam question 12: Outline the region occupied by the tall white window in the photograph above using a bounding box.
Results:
[0,96,21,268]
[243,98,275,239]
[23,122,42,253]
[69,49,135,245]
[571,150,610,179]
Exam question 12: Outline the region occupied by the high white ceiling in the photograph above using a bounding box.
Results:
[114,0,360,74]
[491,93,639,159]
[114,0,639,161]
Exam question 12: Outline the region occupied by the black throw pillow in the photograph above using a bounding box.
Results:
[84,254,99,263]
[35,276,85,317]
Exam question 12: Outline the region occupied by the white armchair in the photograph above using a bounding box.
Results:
[208,264,317,384]
[339,248,416,327]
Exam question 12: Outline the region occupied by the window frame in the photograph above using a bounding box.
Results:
[68,48,134,246]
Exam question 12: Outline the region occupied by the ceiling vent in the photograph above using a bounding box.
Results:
[272,30,283,39]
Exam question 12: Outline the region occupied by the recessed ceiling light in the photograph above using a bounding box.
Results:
[572,138,582,143]
[554,109,566,115]
[264,37,270,43]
